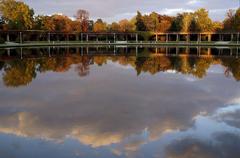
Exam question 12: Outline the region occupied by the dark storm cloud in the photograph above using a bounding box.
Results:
[165,132,240,158]
[21,0,237,22]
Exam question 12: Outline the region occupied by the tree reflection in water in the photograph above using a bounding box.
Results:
[0,46,239,87]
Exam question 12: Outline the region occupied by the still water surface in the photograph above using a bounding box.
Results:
[0,46,240,158]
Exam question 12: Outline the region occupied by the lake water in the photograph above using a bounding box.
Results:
[0,46,240,158]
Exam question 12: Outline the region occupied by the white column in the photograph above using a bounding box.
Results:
[237,32,239,44]
[198,47,201,56]
[81,47,83,56]
[48,33,51,43]
[237,47,239,58]
[187,34,190,43]
[48,47,51,57]
[19,32,22,44]
[136,46,138,56]
[7,33,10,42]
[67,34,69,42]
[7,48,10,56]
[197,46,199,56]
[208,34,211,42]
[186,46,190,54]
[237,33,239,44]
[20,47,23,59]
[114,33,116,43]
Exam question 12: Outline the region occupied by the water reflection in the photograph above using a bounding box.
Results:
[0,46,240,158]
[0,46,240,87]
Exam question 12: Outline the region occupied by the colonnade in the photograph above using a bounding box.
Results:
[1,31,240,44]
[155,32,240,43]
[1,31,139,43]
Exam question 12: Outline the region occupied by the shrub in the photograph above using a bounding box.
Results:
[0,37,5,44]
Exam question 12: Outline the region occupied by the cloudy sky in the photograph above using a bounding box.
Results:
[22,0,238,22]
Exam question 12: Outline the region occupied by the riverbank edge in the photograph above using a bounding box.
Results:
[0,41,240,48]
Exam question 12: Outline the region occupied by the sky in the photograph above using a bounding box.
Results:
[22,0,238,23]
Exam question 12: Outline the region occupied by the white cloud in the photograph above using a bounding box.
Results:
[159,8,194,15]
[187,0,201,5]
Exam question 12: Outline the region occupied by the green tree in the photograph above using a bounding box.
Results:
[223,10,235,31]
[191,8,213,32]
[181,13,193,32]
[0,0,34,29]
[170,9,214,32]
[170,13,193,32]
[148,12,159,31]
[135,11,147,31]
[234,9,240,31]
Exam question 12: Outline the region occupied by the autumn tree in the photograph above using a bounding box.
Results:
[156,15,173,32]
[51,15,73,32]
[75,9,89,32]
[119,19,135,32]
[212,21,223,32]
[34,14,80,32]
[108,22,120,32]
[223,8,240,31]
[93,19,107,32]
[0,0,34,30]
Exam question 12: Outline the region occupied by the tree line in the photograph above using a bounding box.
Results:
[0,0,239,33]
